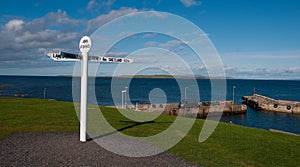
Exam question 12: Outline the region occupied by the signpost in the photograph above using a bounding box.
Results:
[79,36,91,142]
[47,36,133,142]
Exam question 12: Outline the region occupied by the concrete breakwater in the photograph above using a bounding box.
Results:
[125,100,247,118]
[242,94,300,114]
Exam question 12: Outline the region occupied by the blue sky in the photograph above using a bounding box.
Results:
[0,0,300,79]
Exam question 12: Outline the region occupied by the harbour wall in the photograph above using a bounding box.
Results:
[242,94,300,114]
[125,100,247,118]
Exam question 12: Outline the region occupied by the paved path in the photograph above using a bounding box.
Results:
[0,132,199,166]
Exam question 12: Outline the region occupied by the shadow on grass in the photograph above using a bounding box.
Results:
[87,120,172,141]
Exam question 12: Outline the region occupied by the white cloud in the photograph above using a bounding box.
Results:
[160,40,186,48]
[86,7,138,32]
[223,50,300,60]
[87,0,116,11]
[221,65,300,79]
[0,7,140,62]
[0,8,142,76]
[158,40,189,56]
[145,10,168,19]
[142,32,158,38]
[105,51,129,57]
[180,0,201,7]
[101,0,116,8]
[0,10,81,63]
[26,9,82,32]
[87,0,98,10]
[222,50,300,73]
[286,67,300,73]
[144,41,158,47]
[5,19,24,31]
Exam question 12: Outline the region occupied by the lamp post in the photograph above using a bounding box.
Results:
[233,86,236,104]
[43,88,47,100]
[121,89,126,108]
[124,86,128,107]
[232,86,236,113]
[185,87,188,99]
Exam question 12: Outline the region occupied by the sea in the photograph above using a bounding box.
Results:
[0,75,299,134]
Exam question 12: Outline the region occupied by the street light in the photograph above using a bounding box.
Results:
[233,86,236,104]
[125,86,128,107]
[121,87,128,108]
[185,87,189,99]
[232,86,236,113]
[43,88,47,100]
[121,89,126,108]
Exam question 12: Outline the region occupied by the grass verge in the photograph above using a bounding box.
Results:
[0,97,299,166]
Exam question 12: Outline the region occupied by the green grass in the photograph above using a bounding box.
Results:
[0,97,78,139]
[1,97,299,166]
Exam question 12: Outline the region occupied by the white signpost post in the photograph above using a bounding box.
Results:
[47,36,133,142]
[79,36,91,142]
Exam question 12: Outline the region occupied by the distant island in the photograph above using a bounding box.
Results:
[58,74,229,79]
[116,75,209,79]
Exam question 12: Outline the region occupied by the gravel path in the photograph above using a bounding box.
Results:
[0,132,199,166]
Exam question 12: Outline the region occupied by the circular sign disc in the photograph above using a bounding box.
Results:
[79,36,92,53]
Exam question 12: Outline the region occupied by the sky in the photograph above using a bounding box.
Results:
[0,0,300,79]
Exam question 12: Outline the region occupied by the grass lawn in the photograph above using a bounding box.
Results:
[0,97,299,166]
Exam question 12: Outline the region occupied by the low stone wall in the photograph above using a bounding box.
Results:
[242,94,300,114]
[127,101,247,118]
